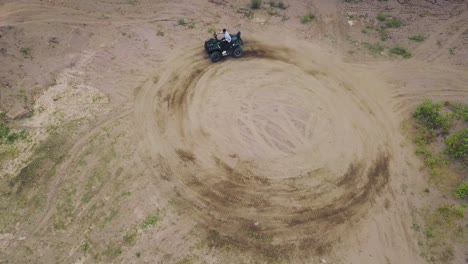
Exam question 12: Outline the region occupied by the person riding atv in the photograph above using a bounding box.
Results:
[218,29,231,55]
[204,29,243,62]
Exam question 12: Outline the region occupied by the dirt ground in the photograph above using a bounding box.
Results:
[1,0,467,263]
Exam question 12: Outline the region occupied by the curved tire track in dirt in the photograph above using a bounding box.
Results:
[135,39,393,256]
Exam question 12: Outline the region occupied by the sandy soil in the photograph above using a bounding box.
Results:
[1,0,467,263]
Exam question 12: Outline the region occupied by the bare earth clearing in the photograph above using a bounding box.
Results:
[0,0,467,263]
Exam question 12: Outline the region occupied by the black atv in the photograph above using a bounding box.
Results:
[204,31,243,62]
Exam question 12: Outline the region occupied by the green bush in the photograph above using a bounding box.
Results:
[409,34,426,42]
[177,18,186,25]
[385,17,402,28]
[455,183,468,199]
[413,100,452,131]
[376,13,387,21]
[445,128,468,158]
[390,46,412,58]
[251,0,262,9]
[453,103,468,121]
[301,13,315,24]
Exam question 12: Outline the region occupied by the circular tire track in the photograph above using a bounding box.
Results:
[135,39,391,257]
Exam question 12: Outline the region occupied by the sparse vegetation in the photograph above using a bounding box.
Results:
[123,228,138,244]
[410,101,467,262]
[300,13,315,24]
[376,13,387,21]
[390,46,412,58]
[362,42,384,54]
[156,30,165,36]
[20,47,31,57]
[102,246,123,258]
[188,23,195,29]
[445,128,468,159]
[449,48,455,55]
[82,242,91,252]
[376,26,390,41]
[455,183,468,199]
[0,116,28,145]
[385,17,402,28]
[409,34,426,42]
[437,204,465,219]
[250,0,262,9]
[141,214,158,229]
[267,8,279,16]
[269,1,287,9]
[177,19,186,26]
[361,29,368,34]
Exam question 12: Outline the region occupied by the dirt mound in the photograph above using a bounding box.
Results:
[135,38,393,256]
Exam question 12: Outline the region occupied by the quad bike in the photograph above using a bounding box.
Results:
[204,31,244,62]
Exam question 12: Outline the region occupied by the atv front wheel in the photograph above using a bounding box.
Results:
[210,51,221,62]
[233,47,243,58]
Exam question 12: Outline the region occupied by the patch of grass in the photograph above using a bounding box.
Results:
[9,129,68,193]
[123,228,138,244]
[20,47,31,57]
[376,13,387,21]
[102,246,123,258]
[390,46,412,58]
[362,42,384,54]
[300,13,315,24]
[6,130,28,144]
[250,0,262,9]
[188,23,195,29]
[409,34,426,42]
[177,19,186,26]
[414,134,446,176]
[445,128,468,159]
[207,28,216,34]
[267,8,279,16]
[449,48,455,55]
[437,204,464,219]
[0,117,28,145]
[141,214,158,229]
[455,183,468,199]
[385,17,402,28]
[361,29,368,34]
[269,1,287,9]
[425,227,435,238]
[82,242,90,252]
[0,123,10,139]
[376,26,390,41]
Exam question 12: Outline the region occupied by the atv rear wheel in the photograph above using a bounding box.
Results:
[233,47,243,58]
[210,51,221,62]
